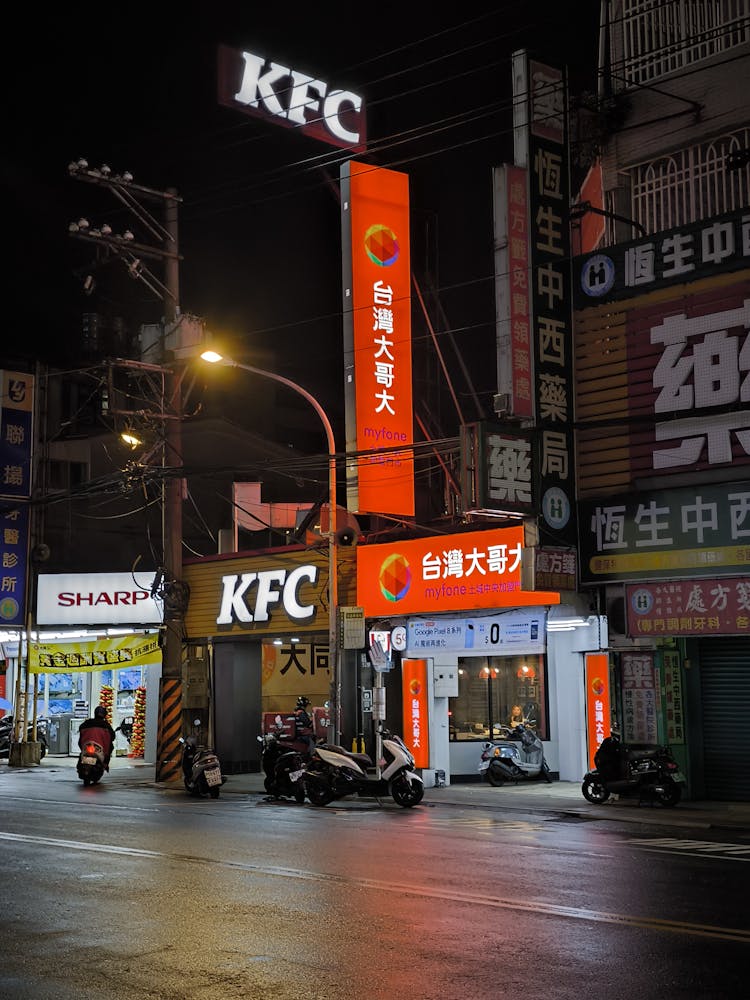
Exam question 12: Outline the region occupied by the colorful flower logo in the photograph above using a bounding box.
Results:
[591,677,605,696]
[379,553,411,603]
[364,223,400,266]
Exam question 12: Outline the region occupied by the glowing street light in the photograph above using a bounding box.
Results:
[200,350,342,743]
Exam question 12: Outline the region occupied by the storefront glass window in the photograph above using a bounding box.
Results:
[40,672,84,717]
[448,654,547,741]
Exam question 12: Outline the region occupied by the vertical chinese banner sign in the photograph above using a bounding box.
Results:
[493,163,533,418]
[585,652,611,768]
[662,649,685,745]
[0,370,34,628]
[513,56,578,549]
[341,161,415,517]
[401,658,429,768]
[621,651,658,744]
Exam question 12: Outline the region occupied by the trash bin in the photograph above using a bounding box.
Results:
[47,714,72,755]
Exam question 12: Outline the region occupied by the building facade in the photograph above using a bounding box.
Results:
[572,0,750,800]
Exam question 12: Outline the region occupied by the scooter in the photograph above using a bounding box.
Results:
[76,738,107,786]
[179,720,226,799]
[581,733,685,807]
[0,715,49,760]
[302,727,424,807]
[478,724,552,787]
[257,715,311,803]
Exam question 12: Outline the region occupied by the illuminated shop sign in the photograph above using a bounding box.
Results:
[0,502,29,627]
[585,652,611,769]
[514,57,577,548]
[626,577,750,636]
[574,276,750,494]
[579,481,750,584]
[0,370,34,500]
[341,161,414,517]
[406,611,546,655]
[357,525,559,617]
[461,422,536,517]
[575,209,750,306]
[216,565,319,626]
[217,45,365,151]
[37,573,163,626]
[401,658,429,768]
[29,634,161,673]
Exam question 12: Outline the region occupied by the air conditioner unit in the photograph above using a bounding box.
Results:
[493,393,510,415]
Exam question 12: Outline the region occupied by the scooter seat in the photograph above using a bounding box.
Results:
[322,744,373,768]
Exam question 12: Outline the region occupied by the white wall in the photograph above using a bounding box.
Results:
[547,616,608,782]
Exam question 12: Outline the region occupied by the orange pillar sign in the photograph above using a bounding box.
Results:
[585,652,611,769]
[401,659,429,769]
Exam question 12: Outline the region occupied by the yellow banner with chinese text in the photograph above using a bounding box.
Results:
[29,634,161,673]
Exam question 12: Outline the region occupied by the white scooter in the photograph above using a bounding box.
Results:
[302,727,424,807]
[478,724,552,787]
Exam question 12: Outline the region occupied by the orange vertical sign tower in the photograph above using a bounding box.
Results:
[401,658,429,768]
[585,652,611,769]
[341,160,415,517]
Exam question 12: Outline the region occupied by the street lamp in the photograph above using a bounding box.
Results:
[200,350,342,743]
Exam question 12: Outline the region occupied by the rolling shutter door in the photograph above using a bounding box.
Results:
[699,638,750,801]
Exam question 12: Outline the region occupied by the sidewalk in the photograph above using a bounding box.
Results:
[7,754,749,831]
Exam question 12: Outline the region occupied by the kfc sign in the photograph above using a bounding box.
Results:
[216,565,319,626]
[217,45,365,151]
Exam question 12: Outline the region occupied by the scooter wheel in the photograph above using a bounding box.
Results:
[209,786,220,799]
[391,775,424,807]
[293,784,306,804]
[657,782,681,807]
[487,766,505,788]
[305,779,335,806]
[582,777,610,804]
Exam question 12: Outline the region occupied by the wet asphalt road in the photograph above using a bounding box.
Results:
[2,759,749,999]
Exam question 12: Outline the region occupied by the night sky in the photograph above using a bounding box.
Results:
[5,2,601,425]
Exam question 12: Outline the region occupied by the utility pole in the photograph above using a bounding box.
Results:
[158,188,186,784]
[68,161,186,783]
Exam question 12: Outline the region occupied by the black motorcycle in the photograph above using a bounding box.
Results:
[0,715,49,760]
[257,723,310,803]
[582,734,685,807]
[179,720,225,798]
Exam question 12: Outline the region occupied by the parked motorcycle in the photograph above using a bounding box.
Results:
[76,738,107,786]
[179,720,225,799]
[257,715,310,803]
[0,715,49,760]
[302,728,424,807]
[478,724,552,787]
[582,733,685,807]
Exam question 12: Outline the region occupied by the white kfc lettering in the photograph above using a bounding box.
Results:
[234,52,363,146]
[216,565,319,626]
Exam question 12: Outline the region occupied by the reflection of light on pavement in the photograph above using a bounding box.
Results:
[1,832,748,943]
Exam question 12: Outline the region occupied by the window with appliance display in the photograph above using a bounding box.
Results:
[448,654,547,741]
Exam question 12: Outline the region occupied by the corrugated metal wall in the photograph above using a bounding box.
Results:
[699,637,750,801]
